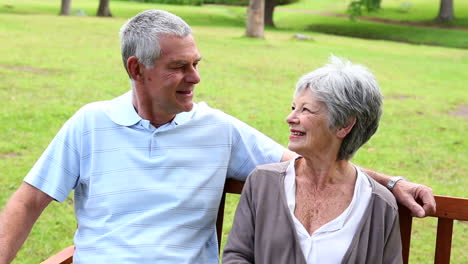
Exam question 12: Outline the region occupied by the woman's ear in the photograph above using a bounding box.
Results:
[127,56,143,81]
[336,117,356,138]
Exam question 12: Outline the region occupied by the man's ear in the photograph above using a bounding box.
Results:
[127,56,143,81]
[336,117,356,138]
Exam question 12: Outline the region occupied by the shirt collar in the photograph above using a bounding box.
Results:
[104,90,197,127]
[172,103,196,126]
[104,90,141,126]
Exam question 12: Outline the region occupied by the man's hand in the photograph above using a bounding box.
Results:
[392,180,436,217]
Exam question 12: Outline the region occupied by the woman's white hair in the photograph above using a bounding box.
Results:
[295,55,383,160]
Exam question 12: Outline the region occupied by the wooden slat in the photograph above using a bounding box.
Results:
[434,218,454,264]
[40,245,74,264]
[225,179,244,194]
[217,190,226,252]
[431,196,468,221]
[398,205,413,264]
[216,179,244,252]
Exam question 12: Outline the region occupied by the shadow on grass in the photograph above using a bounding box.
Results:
[0,2,246,28]
[1,2,466,49]
[303,22,468,49]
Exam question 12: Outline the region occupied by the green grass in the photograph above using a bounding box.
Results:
[0,1,467,263]
[285,0,468,27]
[275,0,468,49]
[276,0,468,49]
[274,13,468,49]
[1,0,468,49]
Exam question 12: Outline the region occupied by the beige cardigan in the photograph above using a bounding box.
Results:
[223,161,402,264]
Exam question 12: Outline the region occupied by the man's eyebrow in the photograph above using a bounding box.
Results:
[170,57,202,65]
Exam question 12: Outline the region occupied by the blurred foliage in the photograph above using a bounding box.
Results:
[123,0,298,7]
[347,0,382,19]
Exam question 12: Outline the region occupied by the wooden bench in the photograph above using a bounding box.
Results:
[41,179,468,264]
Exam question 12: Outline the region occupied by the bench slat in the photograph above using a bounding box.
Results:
[217,191,227,252]
[40,245,74,264]
[432,196,468,221]
[434,218,454,264]
[398,205,413,264]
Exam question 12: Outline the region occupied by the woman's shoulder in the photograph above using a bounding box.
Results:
[359,170,398,211]
[247,161,290,186]
[255,161,290,174]
[372,181,398,211]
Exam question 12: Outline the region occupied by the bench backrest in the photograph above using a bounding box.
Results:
[42,179,468,264]
[217,179,468,264]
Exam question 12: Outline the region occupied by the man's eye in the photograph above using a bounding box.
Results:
[291,106,295,111]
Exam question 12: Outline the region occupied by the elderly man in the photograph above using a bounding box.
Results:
[0,9,434,264]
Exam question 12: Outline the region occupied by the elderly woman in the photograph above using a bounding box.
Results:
[223,56,402,264]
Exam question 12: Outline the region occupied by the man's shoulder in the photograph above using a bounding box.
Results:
[75,100,110,119]
[190,101,238,126]
[62,99,118,131]
[193,101,228,117]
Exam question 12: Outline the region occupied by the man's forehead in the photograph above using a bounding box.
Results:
[158,35,201,60]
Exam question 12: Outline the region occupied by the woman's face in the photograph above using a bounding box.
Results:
[286,89,338,157]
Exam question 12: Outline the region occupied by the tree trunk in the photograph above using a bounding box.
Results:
[264,0,277,27]
[59,0,71,16]
[97,0,112,17]
[436,0,454,22]
[246,0,264,38]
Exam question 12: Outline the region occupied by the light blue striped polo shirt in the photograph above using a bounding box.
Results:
[24,91,284,263]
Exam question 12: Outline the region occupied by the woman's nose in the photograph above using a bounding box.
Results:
[286,111,298,125]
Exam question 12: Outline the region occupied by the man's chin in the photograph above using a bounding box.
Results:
[180,102,194,112]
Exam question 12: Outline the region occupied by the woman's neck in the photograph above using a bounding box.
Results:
[295,156,356,188]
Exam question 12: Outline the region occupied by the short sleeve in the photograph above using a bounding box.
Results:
[226,115,285,180]
[24,109,83,202]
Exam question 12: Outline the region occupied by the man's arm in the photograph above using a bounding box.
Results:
[361,167,436,218]
[0,182,53,263]
[280,149,297,162]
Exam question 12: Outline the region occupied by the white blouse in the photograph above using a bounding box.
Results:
[284,158,372,263]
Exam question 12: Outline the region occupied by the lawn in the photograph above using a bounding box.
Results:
[1,0,468,49]
[275,0,468,49]
[0,0,466,263]
[285,0,468,27]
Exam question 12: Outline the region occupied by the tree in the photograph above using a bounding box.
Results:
[264,0,300,27]
[246,0,264,38]
[97,0,112,17]
[436,0,454,22]
[264,0,277,27]
[59,0,71,16]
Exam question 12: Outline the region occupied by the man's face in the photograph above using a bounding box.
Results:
[138,34,201,118]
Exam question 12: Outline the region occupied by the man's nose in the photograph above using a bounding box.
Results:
[185,66,200,84]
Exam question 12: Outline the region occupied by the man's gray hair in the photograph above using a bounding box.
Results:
[119,9,192,76]
[295,56,383,160]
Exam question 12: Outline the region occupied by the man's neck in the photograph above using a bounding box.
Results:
[131,92,176,128]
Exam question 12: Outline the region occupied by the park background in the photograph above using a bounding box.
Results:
[0,0,466,263]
